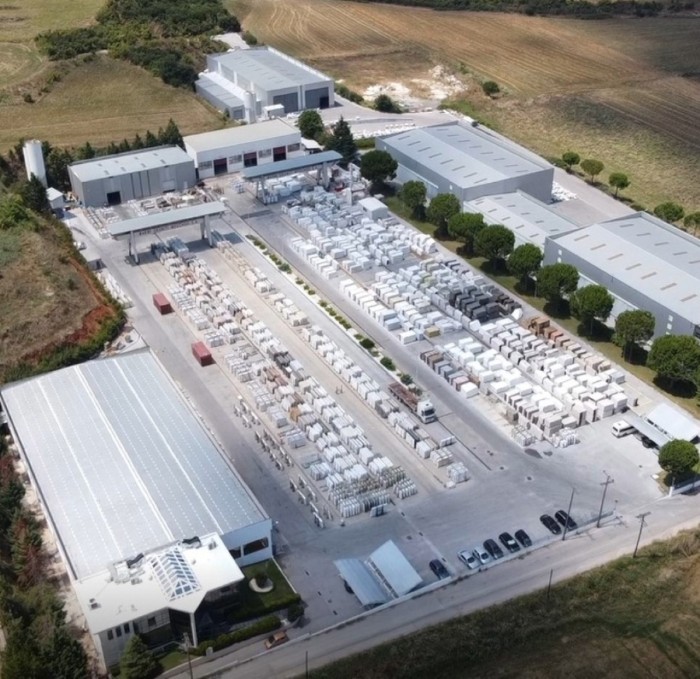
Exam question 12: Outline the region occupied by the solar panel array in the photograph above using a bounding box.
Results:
[1,351,265,579]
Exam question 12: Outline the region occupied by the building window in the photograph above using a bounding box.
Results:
[668,315,674,322]
[243,537,269,555]
[258,149,272,158]
[199,161,213,169]
[694,325,700,339]
[107,630,113,641]
[116,626,122,638]
[228,155,242,165]
[287,143,300,153]
[124,623,130,634]
[147,617,156,628]
[231,546,242,558]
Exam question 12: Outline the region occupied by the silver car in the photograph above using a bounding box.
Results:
[458,550,479,570]
[472,546,491,565]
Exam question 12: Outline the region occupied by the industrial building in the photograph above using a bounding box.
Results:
[68,146,196,207]
[544,212,700,338]
[377,122,554,204]
[184,119,303,178]
[0,350,272,668]
[467,191,581,249]
[197,46,334,122]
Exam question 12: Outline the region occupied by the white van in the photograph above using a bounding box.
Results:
[611,421,635,438]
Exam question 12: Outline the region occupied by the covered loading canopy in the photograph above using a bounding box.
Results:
[645,403,700,443]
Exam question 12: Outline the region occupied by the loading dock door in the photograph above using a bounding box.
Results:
[106,190,121,206]
[213,158,228,175]
[273,146,287,162]
[243,152,258,168]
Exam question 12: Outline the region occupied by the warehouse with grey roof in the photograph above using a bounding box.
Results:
[544,212,700,338]
[377,122,554,204]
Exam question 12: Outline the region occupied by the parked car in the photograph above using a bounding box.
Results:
[472,545,491,565]
[343,579,354,594]
[498,532,520,553]
[458,550,479,570]
[265,631,289,649]
[429,559,450,579]
[540,514,562,535]
[484,538,504,560]
[555,510,577,530]
[514,529,532,548]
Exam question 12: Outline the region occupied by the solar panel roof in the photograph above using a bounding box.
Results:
[1,350,266,579]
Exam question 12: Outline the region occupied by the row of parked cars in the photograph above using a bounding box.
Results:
[455,529,532,571]
[539,510,577,535]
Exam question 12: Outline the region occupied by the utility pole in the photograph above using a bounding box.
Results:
[183,633,194,679]
[546,568,554,603]
[596,473,615,528]
[305,649,309,679]
[562,487,575,541]
[634,512,651,558]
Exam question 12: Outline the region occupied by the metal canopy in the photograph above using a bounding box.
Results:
[108,201,227,237]
[334,559,389,607]
[646,403,700,442]
[241,151,341,181]
[620,412,670,447]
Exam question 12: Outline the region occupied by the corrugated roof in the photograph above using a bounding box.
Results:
[184,119,299,155]
[241,150,341,180]
[0,350,267,580]
[212,47,330,90]
[196,73,245,109]
[382,123,551,190]
[645,403,700,442]
[367,540,422,596]
[550,212,700,324]
[468,191,580,247]
[69,146,192,183]
[334,559,389,607]
[108,201,227,237]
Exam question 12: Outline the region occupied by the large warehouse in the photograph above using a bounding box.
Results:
[377,122,554,204]
[0,350,272,667]
[467,191,581,249]
[184,119,303,178]
[68,146,196,207]
[197,46,334,121]
[544,212,700,338]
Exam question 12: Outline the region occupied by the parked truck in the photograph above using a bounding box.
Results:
[388,382,437,424]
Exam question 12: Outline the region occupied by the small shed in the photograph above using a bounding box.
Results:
[358,196,389,221]
[47,187,65,212]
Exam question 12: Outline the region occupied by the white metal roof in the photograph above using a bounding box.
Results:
[382,122,551,190]
[196,72,245,109]
[69,147,192,183]
[184,119,299,155]
[467,191,580,247]
[550,212,700,324]
[74,533,244,633]
[1,350,267,580]
[645,403,700,442]
[108,201,227,237]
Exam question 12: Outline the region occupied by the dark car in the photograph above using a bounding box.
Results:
[429,559,450,579]
[484,538,504,560]
[555,510,577,530]
[343,580,354,594]
[540,514,562,535]
[641,435,657,449]
[514,529,532,548]
[498,532,520,553]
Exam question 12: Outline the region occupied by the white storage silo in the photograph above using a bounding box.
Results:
[23,139,47,186]
[243,90,257,124]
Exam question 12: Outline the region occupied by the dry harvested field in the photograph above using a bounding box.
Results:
[230,0,700,208]
[0,55,223,151]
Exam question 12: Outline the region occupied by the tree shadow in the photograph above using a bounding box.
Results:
[542,300,571,320]
[479,259,508,277]
[626,344,649,366]
[653,375,698,399]
[576,320,614,342]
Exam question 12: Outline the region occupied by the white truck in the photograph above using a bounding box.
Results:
[388,382,437,424]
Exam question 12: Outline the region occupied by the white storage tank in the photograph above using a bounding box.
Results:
[23,139,47,186]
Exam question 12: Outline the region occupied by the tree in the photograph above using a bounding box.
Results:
[658,440,699,482]
[580,158,604,181]
[360,149,397,192]
[325,116,357,166]
[648,335,700,389]
[447,212,485,256]
[46,625,89,679]
[374,94,401,113]
[18,175,50,213]
[683,211,700,235]
[400,180,426,218]
[131,133,144,149]
[74,141,95,161]
[482,80,500,96]
[144,130,159,148]
[44,147,73,191]
[536,263,579,311]
[614,310,655,361]
[570,284,614,335]
[608,172,630,197]
[654,201,685,223]
[120,635,159,679]
[426,193,461,239]
[507,243,542,287]
[562,151,580,171]
[474,224,515,268]
[297,109,324,140]
[159,118,183,148]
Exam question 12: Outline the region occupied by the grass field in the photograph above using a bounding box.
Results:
[0,54,223,151]
[310,526,700,678]
[230,0,700,209]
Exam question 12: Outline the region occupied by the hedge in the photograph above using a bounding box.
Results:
[193,615,282,656]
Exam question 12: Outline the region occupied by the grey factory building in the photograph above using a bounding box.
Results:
[68,146,196,208]
[197,46,334,122]
[544,212,700,338]
[467,191,581,249]
[377,122,554,204]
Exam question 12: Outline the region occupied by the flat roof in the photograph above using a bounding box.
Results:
[382,122,551,189]
[74,534,244,633]
[550,212,700,323]
[184,119,299,155]
[1,350,266,580]
[646,403,700,442]
[468,191,580,246]
[108,201,227,237]
[69,147,192,183]
[242,150,341,180]
[196,73,244,109]
[212,47,330,90]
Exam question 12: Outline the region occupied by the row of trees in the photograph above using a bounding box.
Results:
[297,111,359,167]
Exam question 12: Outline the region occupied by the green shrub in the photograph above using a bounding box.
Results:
[380,356,396,370]
[287,602,305,622]
[360,337,375,350]
[193,615,282,656]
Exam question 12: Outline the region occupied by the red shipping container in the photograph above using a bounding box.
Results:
[153,292,173,315]
[192,341,214,366]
